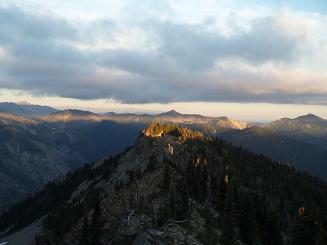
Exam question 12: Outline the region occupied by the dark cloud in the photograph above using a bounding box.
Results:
[148,17,304,70]
[0,5,324,105]
[0,6,76,45]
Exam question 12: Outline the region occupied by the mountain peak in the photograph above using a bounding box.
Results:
[159,109,182,117]
[143,122,204,139]
[296,113,322,121]
[105,111,118,116]
[16,101,32,106]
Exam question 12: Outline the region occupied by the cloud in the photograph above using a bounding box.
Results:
[0,3,326,105]
[0,6,77,44]
[147,16,306,70]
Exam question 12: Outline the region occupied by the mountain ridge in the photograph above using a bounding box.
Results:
[41,109,249,130]
[0,102,58,118]
[267,112,327,137]
[1,123,326,244]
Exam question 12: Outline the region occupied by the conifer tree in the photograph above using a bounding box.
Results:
[79,215,90,245]
[291,206,324,245]
[175,180,189,219]
[263,210,283,245]
[169,189,176,219]
[239,195,257,245]
[217,170,228,211]
[90,194,103,245]
[162,163,170,191]
[221,214,236,245]
[148,155,157,172]
[200,163,208,201]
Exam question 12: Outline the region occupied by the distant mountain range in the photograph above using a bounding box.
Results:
[0,102,326,212]
[40,109,248,130]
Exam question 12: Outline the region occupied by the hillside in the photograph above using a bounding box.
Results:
[266,114,327,147]
[268,114,327,137]
[0,114,89,211]
[0,112,144,211]
[1,123,326,245]
[220,126,327,179]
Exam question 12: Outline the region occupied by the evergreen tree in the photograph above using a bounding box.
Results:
[148,155,157,172]
[200,163,208,201]
[262,210,283,245]
[79,215,90,245]
[291,206,324,245]
[169,189,176,219]
[217,170,228,211]
[221,215,236,245]
[162,163,171,191]
[239,195,257,245]
[175,180,189,219]
[90,195,103,245]
[221,176,238,245]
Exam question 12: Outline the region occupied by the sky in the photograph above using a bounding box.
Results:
[0,0,326,121]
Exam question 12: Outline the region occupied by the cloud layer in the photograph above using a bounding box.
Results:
[0,1,326,104]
